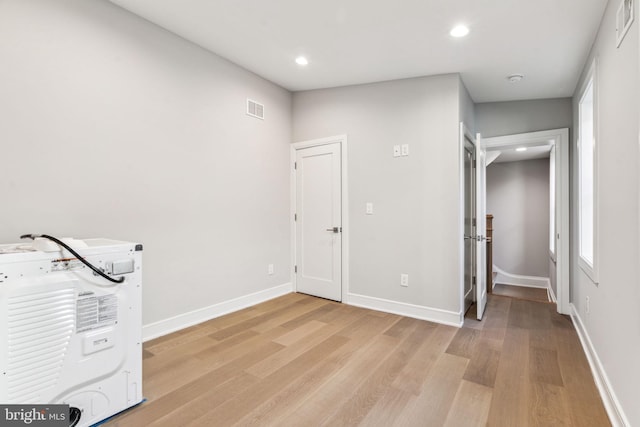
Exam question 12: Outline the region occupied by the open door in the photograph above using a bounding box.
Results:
[475,133,487,320]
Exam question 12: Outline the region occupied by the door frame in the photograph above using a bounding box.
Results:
[457,122,478,320]
[290,135,349,302]
[481,128,570,315]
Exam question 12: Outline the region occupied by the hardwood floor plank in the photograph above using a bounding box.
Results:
[528,381,571,427]
[486,326,530,426]
[554,327,611,426]
[463,338,500,388]
[101,293,611,427]
[188,334,351,426]
[280,333,401,424]
[443,380,493,427]
[392,324,457,395]
[493,284,550,303]
[529,347,564,387]
[279,302,337,329]
[246,321,348,379]
[321,321,431,426]
[250,297,329,333]
[272,319,327,346]
[445,327,480,358]
[357,387,415,427]
[394,352,469,426]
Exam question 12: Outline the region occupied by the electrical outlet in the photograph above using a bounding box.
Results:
[586,296,590,314]
[268,264,274,275]
[366,202,373,215]
[400,274,409,287]
[393,145,401,157]
[401,144,409,156]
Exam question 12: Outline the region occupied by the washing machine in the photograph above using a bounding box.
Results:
[0,237,143,427]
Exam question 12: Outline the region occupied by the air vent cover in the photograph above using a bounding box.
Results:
[247,99,264,120]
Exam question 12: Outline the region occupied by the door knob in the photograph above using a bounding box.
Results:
[326,227,341,233]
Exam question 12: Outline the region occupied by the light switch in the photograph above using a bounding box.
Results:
[401,144,409,156]
[366,203,373,215]
[393,145,401,157]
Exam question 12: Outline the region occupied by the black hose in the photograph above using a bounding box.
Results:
[20,234,125,284]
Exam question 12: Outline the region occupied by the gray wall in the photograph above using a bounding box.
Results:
[293,74,463,315]
[476,98,571,298]
[486,159,550,278]
[476,98,572,138]
[0,0,292,328]
[571,0,640,424]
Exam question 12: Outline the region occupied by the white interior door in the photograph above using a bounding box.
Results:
[475,133,487,320]
[295,143,342,301]
[463,138,476,315]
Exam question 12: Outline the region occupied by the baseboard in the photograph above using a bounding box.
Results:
[570,304,629,427]
[493,265,550,289]
[142,282,293,342]
[547,282,557,303]
[346,293,463,328]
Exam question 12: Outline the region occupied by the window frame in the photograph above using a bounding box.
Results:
[577,60,599,284]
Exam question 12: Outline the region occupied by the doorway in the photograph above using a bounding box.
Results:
[291,135,349,302]
[481,129,570,314]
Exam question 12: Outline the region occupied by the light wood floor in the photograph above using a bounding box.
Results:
[492,284,550,303]
[105,293,610,426]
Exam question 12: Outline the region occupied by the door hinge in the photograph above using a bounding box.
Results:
[294,213,297,221]
[472,276,476,285]
[472,218,476,227]
[294,265,297,273]
[294,162,297,170]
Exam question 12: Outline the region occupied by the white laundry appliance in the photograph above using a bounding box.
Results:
[0,236,143,427]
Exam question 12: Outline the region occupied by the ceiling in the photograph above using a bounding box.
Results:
[108,0,608,103]
[490,145,552,164]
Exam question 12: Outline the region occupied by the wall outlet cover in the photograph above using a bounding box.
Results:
[400,274,409,287]
[393,145,401,157]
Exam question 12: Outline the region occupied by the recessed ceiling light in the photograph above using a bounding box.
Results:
[516,147,527,152]
[507,74,524,83]
[295,56,308,66]
[450,25,470,38]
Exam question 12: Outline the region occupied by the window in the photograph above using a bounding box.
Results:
[578,64,598,282]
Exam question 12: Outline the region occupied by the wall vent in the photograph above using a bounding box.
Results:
[246,99,265,120]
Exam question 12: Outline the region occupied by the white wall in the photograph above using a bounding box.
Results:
[571,0,639,424]
[486,159,550,278]
[476,98,573,137]
[293,74,464,322]
[0,0,292,331]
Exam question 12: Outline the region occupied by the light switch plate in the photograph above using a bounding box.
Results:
[393,145,401,157]
[401,144,409,156]
[366,203,373,215]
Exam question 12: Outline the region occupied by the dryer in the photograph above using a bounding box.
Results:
[0,237,143,427]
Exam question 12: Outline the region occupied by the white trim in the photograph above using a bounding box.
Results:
[547,282,557,303]
[483,128,570,315]
[577,60,600,285]
[493,265,550,289]
[291,135,349,302]
[570,304,629,427]
[459,122,475,317]
[346,293,463,328]
[142,283,292,342]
